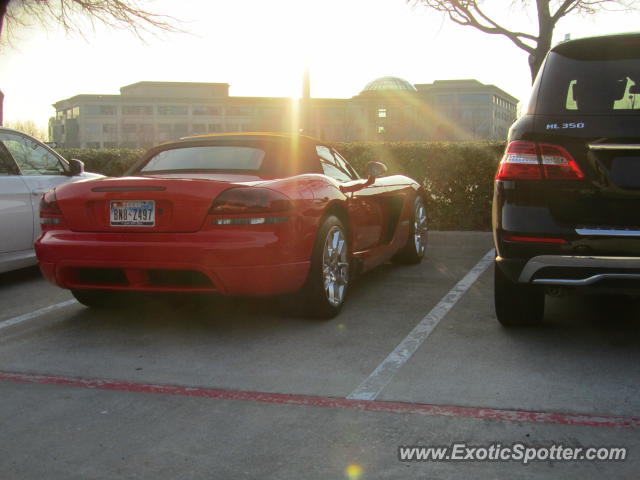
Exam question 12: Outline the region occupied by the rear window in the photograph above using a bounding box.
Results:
[140,146,266,173]
[536,42,640,115]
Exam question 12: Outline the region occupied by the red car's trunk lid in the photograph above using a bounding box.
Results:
[55,176,255,233]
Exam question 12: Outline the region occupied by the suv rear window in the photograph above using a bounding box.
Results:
[536,38,640,116]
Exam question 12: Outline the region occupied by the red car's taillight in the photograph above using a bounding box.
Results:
[496,141,584,181]
[39,190,64,230]
[209,187,291,214]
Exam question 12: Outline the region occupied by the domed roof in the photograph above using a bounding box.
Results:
[361,76,417,93]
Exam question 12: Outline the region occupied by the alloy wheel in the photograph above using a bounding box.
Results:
[413,199,428,256]
[322,226,349,307]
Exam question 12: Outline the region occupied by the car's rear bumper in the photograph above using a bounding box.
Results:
[35,229,311,296]
[498,254,640,288]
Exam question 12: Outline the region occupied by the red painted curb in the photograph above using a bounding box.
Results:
[0,370,637,429]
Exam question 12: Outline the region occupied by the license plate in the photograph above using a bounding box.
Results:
[110,200,155,226]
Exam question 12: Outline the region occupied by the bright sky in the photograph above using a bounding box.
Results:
[1,0,639,130]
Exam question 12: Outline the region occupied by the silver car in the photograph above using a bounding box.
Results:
[0,127,102,273]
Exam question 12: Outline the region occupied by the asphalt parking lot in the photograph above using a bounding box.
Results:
[1,231,639,479]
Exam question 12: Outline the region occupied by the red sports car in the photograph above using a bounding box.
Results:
[35,133,428,317]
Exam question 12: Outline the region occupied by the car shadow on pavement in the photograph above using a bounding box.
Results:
[10,262,417,350]
[0,266,42,287]
[499,293,640,352]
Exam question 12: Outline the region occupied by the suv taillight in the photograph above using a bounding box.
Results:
[496,141,584,180]
[496,141,542,180]
[539,143,584,180]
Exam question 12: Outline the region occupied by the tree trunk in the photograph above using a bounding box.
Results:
[529,35,552,82]
[0,0,9,39]
[530,0,554,82]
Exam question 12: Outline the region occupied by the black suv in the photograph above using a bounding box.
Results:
[493,32,640,326]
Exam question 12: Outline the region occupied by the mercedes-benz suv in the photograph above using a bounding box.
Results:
[493,32,640,326]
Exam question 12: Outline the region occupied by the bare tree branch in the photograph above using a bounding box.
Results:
[4,119,47,141]
[411,0,638,82]
[552,0,580,21]
[1,0,185,44]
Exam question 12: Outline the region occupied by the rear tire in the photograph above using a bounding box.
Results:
[71,289,119,309]
[392,196,428,264]
[300,215,350,319]
[494,262,545,327]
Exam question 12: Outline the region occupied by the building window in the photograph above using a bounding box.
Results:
[84,105,116,115]
[121,123,137,133]
[208,124,221,132]
[103,142,118,149]
[102,124,117,134]
[158,105,188,115]
[192,124,207,134]
[84,123,100,134]
[226,107,253,116]
[377,108,387,118]
[122,105,153,115]
[85,142,101,149]
[192,106,220,116]
[257,107,279,118]
[173,124,188,136]
[460,94,490,104]
[377,125,385,134]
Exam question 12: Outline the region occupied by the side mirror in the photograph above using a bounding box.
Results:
[366,161,387,178]
[339,161,388,194]
[68,158,85,176]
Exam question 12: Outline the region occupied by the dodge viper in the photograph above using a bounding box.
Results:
[35,133,428,317]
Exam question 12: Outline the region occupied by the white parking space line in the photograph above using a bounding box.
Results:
[347,249,495,401]
[0,299,78,331]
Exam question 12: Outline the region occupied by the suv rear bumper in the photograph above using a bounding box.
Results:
[514,255,640,286]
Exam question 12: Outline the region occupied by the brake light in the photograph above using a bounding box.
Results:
[209,187,291,214]
[39,190,64,229]
[496,141,584,180]
[539,143,584,179]
[503,234,568,244]
[496,141,542,180]
[40,190,61,215]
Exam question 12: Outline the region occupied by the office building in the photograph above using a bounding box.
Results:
[50,77,518,148]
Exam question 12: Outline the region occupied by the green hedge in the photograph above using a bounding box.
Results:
[333,142,504,231]
[56,142,505,231]
[57,149,144,177]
